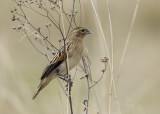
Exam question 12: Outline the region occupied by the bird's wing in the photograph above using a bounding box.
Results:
[40,42,72,80]
[40,50,66,80]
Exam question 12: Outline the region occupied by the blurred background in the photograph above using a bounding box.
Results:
[0,0,160,114]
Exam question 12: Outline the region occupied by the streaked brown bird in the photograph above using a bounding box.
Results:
[33,27,91,99]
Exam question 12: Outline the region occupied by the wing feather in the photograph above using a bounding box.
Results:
[40,41,73,80]
[41,52,65,80]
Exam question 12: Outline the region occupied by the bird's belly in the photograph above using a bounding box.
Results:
[68,54,81,70]
[57,54,82,75]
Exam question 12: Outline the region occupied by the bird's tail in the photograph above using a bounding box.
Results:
[32,81,43,100]
[32,75,57,100]
[32,78,50,100]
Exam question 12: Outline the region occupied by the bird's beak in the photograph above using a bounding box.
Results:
[85,29,92,34]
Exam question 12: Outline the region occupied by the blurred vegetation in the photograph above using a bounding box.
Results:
[0,0,160,114]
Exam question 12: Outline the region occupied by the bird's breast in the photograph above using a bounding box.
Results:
[57,42,83,74]
[68,42,83,70]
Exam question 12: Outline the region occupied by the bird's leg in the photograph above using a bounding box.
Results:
[58,75,73,87]
[65,75,73,88]
[58,73,72,84]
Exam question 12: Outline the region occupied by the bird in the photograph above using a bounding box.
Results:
[32,27,91,99]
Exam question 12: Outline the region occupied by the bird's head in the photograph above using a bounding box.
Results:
[68,27,91,40]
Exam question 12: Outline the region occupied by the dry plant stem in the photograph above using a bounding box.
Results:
[15,4,58,52]
[58,90,65,114]
[15,17,50,61]
[59,1,66,36]
[90,1,121,114]
[63,0,76,114]
[89,61,107,89]
[24,30,49,60]
[82,56,108,114]
[106,0,115,114]
[78,0,82,26]
[116,0,140,86]
[86,76,90,114]
[82,56,90,114]
[57,79,98,114]
[14,0,66,51]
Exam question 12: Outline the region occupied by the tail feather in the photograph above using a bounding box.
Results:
[32,81,43,100]
[32,77,53,100]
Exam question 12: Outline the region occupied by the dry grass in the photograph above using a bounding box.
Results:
[0,0,160,114]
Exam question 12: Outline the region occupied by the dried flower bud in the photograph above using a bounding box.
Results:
[46,24,49,28]
[17,2,22,6]
[11,14,16,21]
[17,25,22,30]
[33,31,37,34]
[12,26,16,30]
[46,22,51,27]
[38,5,42,8]
[19,0,22,3]
[46,46,49,50]
[101,57,109,63]
[52,51,56,55]
[58,37,63,42]
[48,22,51,26]
[49,0,57,4]
[45,36,48,39]
[10,10,14,13]
[21,22,25,26]
[37,27,40,32]
[50,5,55,10]
[14,8,17,11]
[74,10,77,14]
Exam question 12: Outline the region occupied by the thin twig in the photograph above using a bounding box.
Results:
[82,56,90,114]
[116,0,140,85]
[106,0,115,114]
[63,0,76,114]
[90,1,121,114]
[89,58,108,89]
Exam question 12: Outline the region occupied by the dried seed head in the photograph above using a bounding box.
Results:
[45,36,48,39]
[30,0,33,4]
[46,22,51,27]
[17,25,22,30]
[14,7,17,11]
[50,5,55,10]
[17,2,22,6]
[46,46,49,50]
[11,14,16,21]
[21,22,25,26]
[101,57,109,63]
[49,0,57,4]
[37,27,40,32]
[52,51,56,55]
[10,10,14,13]
[48,22,51,26]
[33,31,37,34]
[12,26,16,30]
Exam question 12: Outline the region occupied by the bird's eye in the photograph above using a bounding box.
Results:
[81,29,85,32]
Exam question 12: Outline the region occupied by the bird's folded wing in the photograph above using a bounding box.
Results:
[41,52,65,80]
[40,41,72,80]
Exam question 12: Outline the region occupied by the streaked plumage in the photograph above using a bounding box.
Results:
[33,27,91,99]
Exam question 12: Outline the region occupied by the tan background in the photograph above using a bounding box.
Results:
[0,0,160,114]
